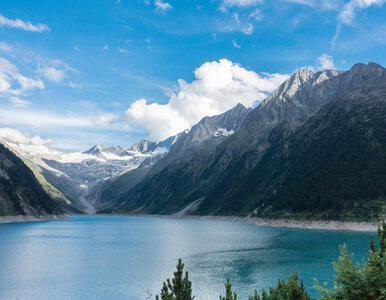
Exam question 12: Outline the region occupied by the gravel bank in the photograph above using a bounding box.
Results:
[0,214,69,224]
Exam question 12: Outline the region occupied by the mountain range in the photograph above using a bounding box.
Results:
[1,62,385,221]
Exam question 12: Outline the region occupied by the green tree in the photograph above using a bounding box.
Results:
[156,259,194,300]
[248,271,312,300]
[220,279,237,300]
[315,220,386,300]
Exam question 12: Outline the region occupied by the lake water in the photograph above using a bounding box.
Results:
[0,216,374,299]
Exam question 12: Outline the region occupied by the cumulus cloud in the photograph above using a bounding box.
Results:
[155,0,172,11]
[317,54,335,70]
[0,57,44,96]
[332,0,386,48]
[0,13,49,33]
[120,59,289,141]
[0,127,51,146]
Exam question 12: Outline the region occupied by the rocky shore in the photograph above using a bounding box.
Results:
[0,214,69,224]
[147,213,381,232]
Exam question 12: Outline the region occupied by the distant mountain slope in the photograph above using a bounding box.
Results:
[0,139,162,213]
[199,92,386,219]
[0,143,61,217]
[105,103,252,214]
[84,145,132,160]
[110,62,386,220]
[129,135,177,154]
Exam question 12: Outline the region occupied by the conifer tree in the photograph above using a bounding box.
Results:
[220,279,237,300]
[156,259,194,300]
[315,220,386,299]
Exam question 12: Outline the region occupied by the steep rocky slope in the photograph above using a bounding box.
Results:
[0,142,61,217]
[104,103,252,213]
[111,62,386,219]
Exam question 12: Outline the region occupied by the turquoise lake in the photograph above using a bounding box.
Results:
[0,216,374,299]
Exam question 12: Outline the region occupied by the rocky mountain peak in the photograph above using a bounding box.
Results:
[84,145,129,158]
[349,62,386,80]
[129,140,151,153]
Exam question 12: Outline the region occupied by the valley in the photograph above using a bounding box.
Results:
[1,62,385,226]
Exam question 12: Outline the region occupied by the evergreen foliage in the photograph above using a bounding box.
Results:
[220,279,237,300]
[315,221,386,299]
[156,259,194,300]
[156,226,385,299]
[220,271,312,300]
[198,97,386,219]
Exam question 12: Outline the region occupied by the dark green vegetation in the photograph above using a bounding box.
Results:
[201,93,386,220]
[156,222,386,299]
[156,259,194,300]
[107,63,386,221]
[0,143,60,216]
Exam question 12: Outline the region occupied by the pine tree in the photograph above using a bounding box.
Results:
[315,220,386,299]
[219,279,237,300]
[156,259,194,300]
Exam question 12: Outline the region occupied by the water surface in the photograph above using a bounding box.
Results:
[0,216,373,299]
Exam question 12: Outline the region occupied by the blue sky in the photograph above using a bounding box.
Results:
[0,0,385,151]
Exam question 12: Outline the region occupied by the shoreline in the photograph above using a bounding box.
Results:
[0,212,380,232]
[0,214,69,224]
[97,213,381,232]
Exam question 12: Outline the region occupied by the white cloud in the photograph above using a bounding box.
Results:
[283,0,341,10]
[0,127,51,146]
[316,54,335,70]
[74,46,81,53]
[249,9,263,20]
[333,0,386,48]
[220,0,263,8]
[0,57,44,96]
[232,40,241,48]
[121,59,289,141]
[0,13,49,33]
[69,81,82,89]
[118,47,131,54]
[154,0,172,11]
[0,106,94,129]
[38,67,67,83]
[241,23,254,35]
[339,0,386,24]
[9,97,32,108]
[0,42,12,52]
[36,59,77,83]
[103,45,109,51]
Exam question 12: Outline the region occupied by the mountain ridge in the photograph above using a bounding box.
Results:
[108,62,386,220]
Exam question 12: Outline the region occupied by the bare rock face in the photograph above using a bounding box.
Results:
[167,103,252,161]
[128,135,176,154]
[113,62,386,216]
[84,145,130,159]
